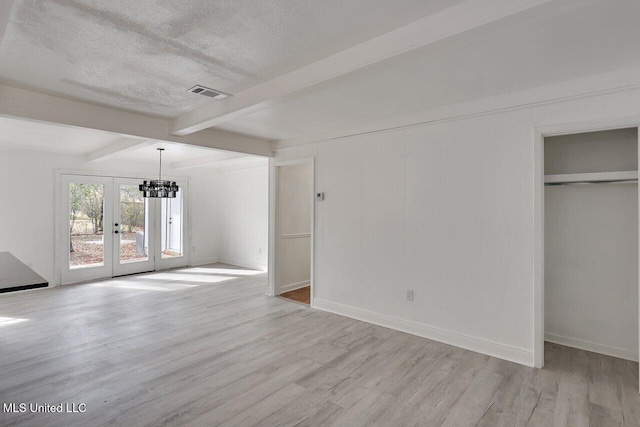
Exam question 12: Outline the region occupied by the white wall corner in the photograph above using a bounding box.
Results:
[190,258,219,267]
[313,298,534,367]
[218,258,268,272]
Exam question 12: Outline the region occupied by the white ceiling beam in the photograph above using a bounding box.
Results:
[85,138,155,162]
[0,84,273,157]
[272,64,640,151]
[0,0,14,46]
[170,151,247,170]
[170,0,555,136]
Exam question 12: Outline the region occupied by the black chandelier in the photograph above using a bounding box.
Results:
[139,148,179,198]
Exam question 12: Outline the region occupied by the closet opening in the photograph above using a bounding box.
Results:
[543,127,639,370]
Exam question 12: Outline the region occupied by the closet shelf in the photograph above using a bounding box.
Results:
[545,171,638,185]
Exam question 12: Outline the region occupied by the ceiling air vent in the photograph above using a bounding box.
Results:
[187,85,231,100]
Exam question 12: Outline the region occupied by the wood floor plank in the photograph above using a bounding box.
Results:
[1,263,640,426]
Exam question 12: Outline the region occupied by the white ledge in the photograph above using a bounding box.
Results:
[544,171,638,184]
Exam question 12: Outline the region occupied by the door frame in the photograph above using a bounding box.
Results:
[55,169,190,285]
[112,177,156,277]
[533,117,640,372]
[268,158,316,306]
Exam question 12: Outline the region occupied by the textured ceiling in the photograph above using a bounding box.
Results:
[0,0,462,118]
[215,0,640,140]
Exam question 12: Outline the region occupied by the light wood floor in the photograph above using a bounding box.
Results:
[1,264,639,426]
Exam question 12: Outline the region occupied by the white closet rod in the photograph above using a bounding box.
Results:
[544,171,638,186]
[545,179,637,186]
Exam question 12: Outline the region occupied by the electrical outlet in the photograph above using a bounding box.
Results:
[406,290,414,301]
[258,248,262,254]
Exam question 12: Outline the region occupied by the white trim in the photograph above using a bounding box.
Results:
[280,280,310,293]
[218,258,267,272]
[155,180,190,271]
[274,66,640,151]
[273,158,315,167]
[534,120,640,371]
[545,171,638,184]
[189,258,219,267]
[55,169,62,285]
[267,159,276,296]
[58,174,115,285]
[637,125,640,391]
[280,233,311,239]
[112,177,156,277]
[533,129,544,368]
[314,298,533,367]
[269,158,315,304]
[536,116,640,138]
[57,168,189,182]
[545,333,638,362]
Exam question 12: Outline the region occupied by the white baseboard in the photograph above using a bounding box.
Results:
[218,258,268,272]
[545,332,638,362]
[190,258,219,267]
[313,298,534,367]
[280,280,310,293]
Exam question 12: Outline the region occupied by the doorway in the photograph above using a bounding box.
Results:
[271,159,314,306]
[537,127,639,371]
[59,173,188,284]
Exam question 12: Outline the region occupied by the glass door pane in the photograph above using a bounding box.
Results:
[69,183,105,269]
[112,178,155,277]
[155,180,188,271]
[61,174,113,284]
[161,190,183,258]
[118,185,149,264]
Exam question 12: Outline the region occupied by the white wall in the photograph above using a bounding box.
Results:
[274,83,640,367]
[545,184,638,360]
[277,162,312,292]
[187,167,221,266]
[215,161,269,271]
[0,147,222,284]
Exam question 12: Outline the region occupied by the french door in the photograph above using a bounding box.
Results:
[60,174,187,284]
[112,177,155,277]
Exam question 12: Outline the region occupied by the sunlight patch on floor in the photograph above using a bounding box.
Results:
[138,272,237,283]
[0,316,28,327]
[177,267,263,276]
[92,281,199,292]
